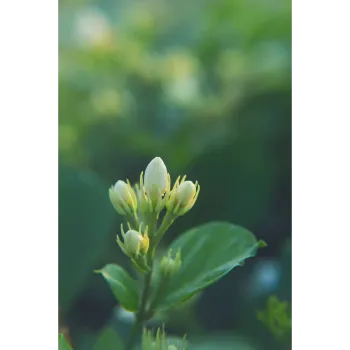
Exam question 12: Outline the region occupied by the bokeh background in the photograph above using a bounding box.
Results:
[59,0,291,349]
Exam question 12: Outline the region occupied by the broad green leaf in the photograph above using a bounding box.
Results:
[59,164,117,310]
[96,264,140,311]
[94,327,123,350]
[155,222,264,310]
[59,333,72,350]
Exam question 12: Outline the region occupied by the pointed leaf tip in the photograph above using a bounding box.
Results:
[258,240,268,248]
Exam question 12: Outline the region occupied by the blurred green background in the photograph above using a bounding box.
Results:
[59,0,291,349]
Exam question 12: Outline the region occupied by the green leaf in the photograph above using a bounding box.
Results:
[96,264,140,311]
[155,222,263,310]
[257,295,291,341]
[59,333,72,350]
[59,164,117,311]
[94,327,123,350]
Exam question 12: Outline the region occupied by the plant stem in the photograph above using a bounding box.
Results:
[149,276,169,313]
[124,213,174,349]
[150,212,175,256]
[124,269,152,350]
[147,213,158,237]
[124,317,142,350]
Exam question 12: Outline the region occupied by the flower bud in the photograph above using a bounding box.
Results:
[117,225,149,258]
[166,177,200,216]
[160,249,181,277]
[139,157,171,213]
[142,326,186,350]
[144,157,169,196]
[109,180,137,216]
[124,230,144,255]
[176,181,196,206]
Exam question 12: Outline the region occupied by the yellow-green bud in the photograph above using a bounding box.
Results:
[166,177,200,216]
[160,249,181,276]
[176,181,196,206]
[124,229,149,255]
[117,224,150,272]
[142,327,186,350]
[109,180,137,216]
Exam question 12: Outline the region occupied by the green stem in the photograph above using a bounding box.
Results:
[128,214,139,230]
[124,317,142,350]
[150,212,175,256]
[124,271,152,350]
[124,213,174,349]
[149,276,169,313]
[147,213,158,237]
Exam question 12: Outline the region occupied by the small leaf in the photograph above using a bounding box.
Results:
[96,264,140,311]
[94,327,123,350]
[257,295,291,341]
[59,333,72,350]
[154,222,263,310]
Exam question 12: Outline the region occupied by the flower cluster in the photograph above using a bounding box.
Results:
[109,157,199,270]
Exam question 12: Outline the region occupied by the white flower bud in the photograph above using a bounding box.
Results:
[123,229,149,256]
[109,180,137,216]
[166,177,200,216]
[117,225,150,271]
[175,181,196,207]
[144,157,169,196]
[139,157,171,214]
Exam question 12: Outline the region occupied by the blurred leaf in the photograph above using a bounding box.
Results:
[154,222,264,310]
[59,333,72,350]
[93,327,123,350]
[257,295,291,341]
[96,264,140,311]
[189,334,258,350]
[59,164,116,311]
